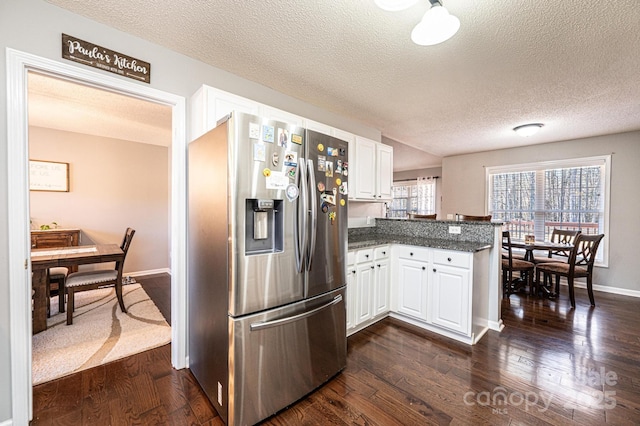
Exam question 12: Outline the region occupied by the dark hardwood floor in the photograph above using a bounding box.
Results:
[32,276,640,425]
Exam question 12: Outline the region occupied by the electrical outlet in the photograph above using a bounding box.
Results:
[446,214,454,220]
[449,225,461,234]
[218,381,223,406]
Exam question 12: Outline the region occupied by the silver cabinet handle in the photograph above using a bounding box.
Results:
[250,295,343,331]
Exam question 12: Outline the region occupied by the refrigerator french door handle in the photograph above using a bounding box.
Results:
[294,159,303,272]
[249,294,343,331]
[297,157,308,273]
[306,159,317,270]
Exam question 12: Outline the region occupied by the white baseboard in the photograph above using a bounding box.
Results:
[0,418,13,426]
[556,279,640,298]
[126,268,171,277]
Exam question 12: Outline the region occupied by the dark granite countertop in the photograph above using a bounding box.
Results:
[348,234,492,252]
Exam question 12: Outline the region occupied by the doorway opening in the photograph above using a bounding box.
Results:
[28,71,173,385]
[7,48,187,424]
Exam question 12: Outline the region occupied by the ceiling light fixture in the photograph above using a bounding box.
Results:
[374,0,420,12]
[411,0,460,46]
[513,123,544,137]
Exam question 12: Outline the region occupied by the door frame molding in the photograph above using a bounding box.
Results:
[6,48,187,423]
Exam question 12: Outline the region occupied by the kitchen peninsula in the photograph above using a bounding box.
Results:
[347,218,503,344]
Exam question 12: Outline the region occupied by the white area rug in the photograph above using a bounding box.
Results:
[32,283,171,385]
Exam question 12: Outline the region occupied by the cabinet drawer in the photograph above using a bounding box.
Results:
[395,245,429,262]
[347,251,356,266]
[433,249,471,269]
[356,248,374,263]
[374,246,390,260]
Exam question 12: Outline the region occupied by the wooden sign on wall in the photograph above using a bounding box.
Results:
[61,34,151,83]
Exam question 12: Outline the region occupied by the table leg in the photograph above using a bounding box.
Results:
[32,269,48,334]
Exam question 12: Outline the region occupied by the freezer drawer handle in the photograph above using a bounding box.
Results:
[250,294,343,331]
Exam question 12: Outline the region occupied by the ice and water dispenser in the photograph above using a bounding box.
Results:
[245,199,284,255]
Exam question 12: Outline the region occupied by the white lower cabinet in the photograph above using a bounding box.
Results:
[373,253,390,315]
[347,243,489,344]
[346,253,356,331]
[430,259,471,335]
[346,246,390,335]
[355,261,374,324]
[395,257,429,321]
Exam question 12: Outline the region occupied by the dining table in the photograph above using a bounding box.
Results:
[31,244,124,334]
[508,239,575,297]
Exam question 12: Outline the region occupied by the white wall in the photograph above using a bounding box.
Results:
[0,0,383,421]
[29,127,169,274]
[442,131,640,292]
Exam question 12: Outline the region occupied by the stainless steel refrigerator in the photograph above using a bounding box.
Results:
[188,111,348,426]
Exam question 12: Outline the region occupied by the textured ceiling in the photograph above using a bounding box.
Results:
[28,72,172,146]
[43,0,640,169]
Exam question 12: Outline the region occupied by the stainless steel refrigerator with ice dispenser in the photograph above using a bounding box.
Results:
[188,111,349,426]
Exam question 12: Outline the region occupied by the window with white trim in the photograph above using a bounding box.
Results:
[487,156,609,265]
[390,177,436,218]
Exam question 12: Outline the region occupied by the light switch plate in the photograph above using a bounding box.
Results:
[449,225,461,234]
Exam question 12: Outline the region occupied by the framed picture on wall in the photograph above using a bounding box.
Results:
[29,160,69,192]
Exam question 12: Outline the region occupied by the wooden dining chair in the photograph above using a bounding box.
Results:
[46,267,68,316]
[502,231,535,297]
[65,228,136,325]
[535,233,605,308]
[457,214,492,222]
[534,228,581,292]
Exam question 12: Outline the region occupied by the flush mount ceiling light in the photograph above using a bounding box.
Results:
[374,0,420,11]
[513,123,544,137]
[411,0,460,46]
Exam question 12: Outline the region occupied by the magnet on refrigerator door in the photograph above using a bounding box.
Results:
[277,128,289,148]
[325,161,333,177]
[249,122,260,139]
[317,155,326,172]
[253,143,266,162]
[342,162,348,176]
[321,192,336,206]
[262,125,275,143]
[291,134,303,145]
[284,151,298,167]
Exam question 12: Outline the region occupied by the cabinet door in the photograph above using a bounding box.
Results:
[396,258,428,321]
[430,264,471,335]
[305,119,332,136]
[355,262,374,325]
[376,143,393,200]
[373,258,390,315]
[346,267,357,331]
[332,129,355,199]
[354,137,376,200]
[260,105,304,126]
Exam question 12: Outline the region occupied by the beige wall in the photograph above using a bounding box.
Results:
[441,131,640,292]
[29,127,170,274]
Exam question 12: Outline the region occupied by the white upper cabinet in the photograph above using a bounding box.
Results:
[354,137,393,201]
[260,105,304,127]
[304,119,332,136]
[354,137,377,200]
[190,85,259,140]
[190,85,392,200]
[376,143,393,200]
